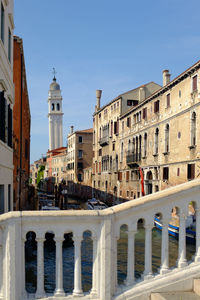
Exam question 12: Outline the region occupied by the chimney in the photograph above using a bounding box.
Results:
[139,85,145,101]
[96,90,102,111]
[163,70,171,86]
[70,126,74,134]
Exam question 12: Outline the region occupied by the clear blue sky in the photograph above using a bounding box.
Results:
[14,0,200,163]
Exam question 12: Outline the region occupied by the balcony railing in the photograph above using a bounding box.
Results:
[126,152,141,165]
[99,135,109,146]
[1,179,200,300]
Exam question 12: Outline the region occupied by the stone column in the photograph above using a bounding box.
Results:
[126,230,136,286]
[21,238,27,298]
[195,209,200,262]
[160,219,170,274]
[35,237,46,299]
[90,236,98,296]
[54,237,65,296]
[73,235,83,296]
[144,224,153,279]
[178,213,188,268]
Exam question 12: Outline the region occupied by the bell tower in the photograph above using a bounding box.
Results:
[48,70,63,150]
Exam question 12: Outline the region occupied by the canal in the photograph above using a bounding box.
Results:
[25,225,196,294]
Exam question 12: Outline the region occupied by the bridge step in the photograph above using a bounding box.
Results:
[151,292,200,300]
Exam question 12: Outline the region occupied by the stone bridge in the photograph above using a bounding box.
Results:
[0,179,200,300]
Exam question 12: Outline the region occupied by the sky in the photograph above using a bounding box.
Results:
[14,0,200,163]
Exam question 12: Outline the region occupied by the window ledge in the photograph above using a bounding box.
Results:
[163,151,169,155]
[188,145,196,150]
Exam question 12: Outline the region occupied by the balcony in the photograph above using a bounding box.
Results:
[126,152,141,166]
[99,135,109,146]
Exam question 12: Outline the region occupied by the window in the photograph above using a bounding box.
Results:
[187,164,195,180]
[57,103,60,111]
[190,112,196,147]
[142,107,147,120]
[114,120,118,135]
[178,132,181,139]
[112,143,115,151]
[144,133,147,157]
[7,104,12,148]
[78,174,83,182]
[166,94,170,108]
[0,91,6,143]
[177,168,180,176]
[127,100,138,106]
[110,121,113,136]
[126,191,129,197]
[99,148,102,156]
[163,167,169,180]
[78,150,83,158]
[154,100,160,113]
[118,172,122,181]
[79,136,82,143]
[192,75,197,92]
[165,124,169,153]
[126,171,129,181]
[127,117,131,127]
[52,103,55,111]
[154,128,159,155]
[8,28,11,62]
[1,3,4,43]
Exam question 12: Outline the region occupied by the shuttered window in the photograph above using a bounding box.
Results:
[192,75,197,92]
[163,167,169,180]
[143,107,147,120]
[154,100,160,113]
[7,104,12,148]
[0,91,6,143]
[188,164,195,180]
[118,171,122,181]
[126,171,129,181]
[166,94,170,107]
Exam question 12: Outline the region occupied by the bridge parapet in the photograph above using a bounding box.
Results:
[1,179,200,300]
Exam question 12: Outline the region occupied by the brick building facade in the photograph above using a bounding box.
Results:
[13,36,31,210]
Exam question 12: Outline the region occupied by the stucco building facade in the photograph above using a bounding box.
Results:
[93,61,200,203]
[0,0,14,213]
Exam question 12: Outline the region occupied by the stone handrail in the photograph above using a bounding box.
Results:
[1,178,200,300]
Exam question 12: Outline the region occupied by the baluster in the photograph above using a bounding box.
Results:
[195,208,200,262]
[35,237,46,299]
[178,213,188,268]
[73,235,83,296]
[22,237,27,298]
[126,230,137,286]
[90,236,98,296]
[160,219,170,274]
[54,236,65,296]
[144,224,153,279]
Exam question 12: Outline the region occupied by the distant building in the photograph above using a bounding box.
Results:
[13,36,31,210]
[46,147,67,184]
[67,127,93,185]
[48,75,63,151]
[0,0,15,213]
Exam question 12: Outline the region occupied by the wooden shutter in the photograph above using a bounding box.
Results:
[193,75,197,91]
[118,171,122,181]
[0,91,6,142]
[7,104,12,148]
[126,171,129,181]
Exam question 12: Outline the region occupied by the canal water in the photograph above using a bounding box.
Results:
[25,226,196,294]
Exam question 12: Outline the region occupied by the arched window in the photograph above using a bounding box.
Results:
[154,128,159,154]
[52,103,55,111]
[144,133,147,157]
[191,112,196,146]
[165,124,169,153]
[57,103,60,111]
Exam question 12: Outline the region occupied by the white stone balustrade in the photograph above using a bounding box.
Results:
[0,179,200,300]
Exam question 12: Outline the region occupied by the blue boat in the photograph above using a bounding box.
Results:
[154,217,196,243]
